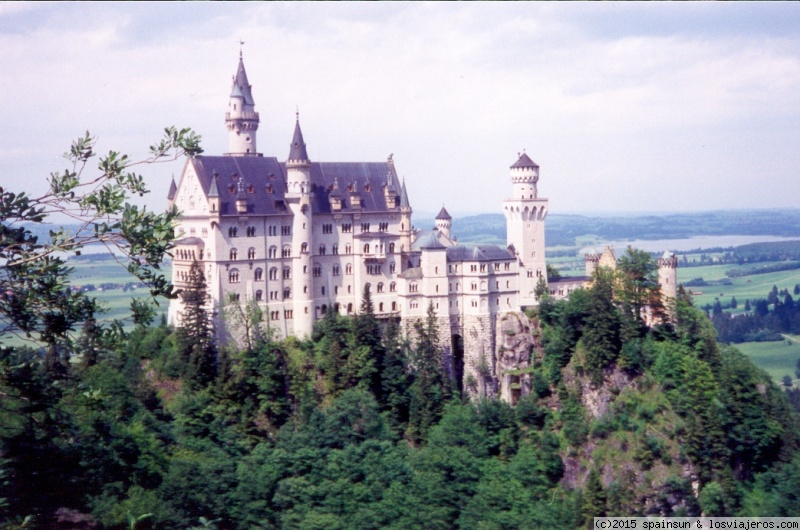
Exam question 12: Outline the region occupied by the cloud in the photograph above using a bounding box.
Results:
[1,2,799,218]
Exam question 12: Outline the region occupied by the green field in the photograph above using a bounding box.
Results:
[68,257,172,323]
[677,265,800,310]
[732,335,800,383]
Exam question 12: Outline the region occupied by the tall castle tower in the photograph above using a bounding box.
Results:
[502,152,548,307]
[285,115,314,336]
[658,251,679,302]
[225,51,260,156]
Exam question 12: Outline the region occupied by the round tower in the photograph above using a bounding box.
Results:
[657,251,679,301]
[285,115,314,336]
[502,151,548,308]
[226,51,260,156]
[435,206,452,240]
[510,151,539,200]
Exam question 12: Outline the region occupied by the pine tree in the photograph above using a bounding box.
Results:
[177,260,217,388]
[582,268,621,384]
[349,284,381,395]
[380,318,410,434]
[581,468,607,528]
[407,302,448,443]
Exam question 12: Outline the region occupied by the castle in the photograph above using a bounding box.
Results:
[167,54,677,401]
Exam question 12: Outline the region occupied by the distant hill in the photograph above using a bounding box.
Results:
[449,209,800,247]
[26,208,800,251]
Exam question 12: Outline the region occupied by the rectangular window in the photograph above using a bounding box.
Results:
[361,223,370,233]
[322,224,333,234]
[281,225,291,236]
[342,223,352,233]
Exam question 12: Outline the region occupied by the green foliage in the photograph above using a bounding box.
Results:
[582,268,622,384]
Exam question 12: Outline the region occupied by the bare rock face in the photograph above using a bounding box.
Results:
[495,311,535,403]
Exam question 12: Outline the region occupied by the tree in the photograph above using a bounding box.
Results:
[407,302,448,443]
[731,296,738,309]
[0,128,201,354]
[615,247,661,326]
[582,268,621,384]
[176,260,217,388]
[580,469,607,528]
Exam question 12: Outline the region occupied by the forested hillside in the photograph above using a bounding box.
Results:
[5,132,800,529]
[4,254,800,529]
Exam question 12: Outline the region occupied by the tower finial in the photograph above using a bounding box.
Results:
[295,105,299,121]
[239,39,245,58]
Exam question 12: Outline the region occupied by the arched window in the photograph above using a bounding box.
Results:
[345,244,352,254]
[363,243,370,254]
[377,282,384,293]
[390,282,396,292]
[255,290,263,301]
[321,304,327,315]
[301,242,308,253]
[283,267,291,279]
[410,282,418,293]
[229,269,240,283]
[269,267,278,280]
[283,288,291,299]
[391,301,397,311]
[254,268,263,281]
[282,245,291,258]
[346,263,353,275]
[228,226,238,237]
[379,302,384,312]
[230,248,238,260]
[319,245,326,255]
[389,242,395,253]
[347,303,353,314]
[248,247,256,260]
[269,246,277,259]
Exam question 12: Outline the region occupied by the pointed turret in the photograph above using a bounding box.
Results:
[435,205,452,239]
[400,179,411,210]
[225,52,260,156]
[230,53,256,106]
[287,116,309,162]
[285,113,312,199]
[167,176,177,208]
[208,172,220,216]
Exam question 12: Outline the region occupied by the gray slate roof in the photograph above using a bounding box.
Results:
[231,57,255,106]
[446,244,514,262]
[435,206,452,220]
[413,231,447,250]
[184,156,398,216]
[510,152,539,169]
[167,177,177,200]
[400,180,411,209]
[288,119,309,162]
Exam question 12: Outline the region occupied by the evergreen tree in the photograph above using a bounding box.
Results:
[177,260,217,388]
[731,296,738,309]
[745,299,752,312]
[616,248,661,335]
[348,283,381,395]
[581,468,607,528]
[582,268,621,384]
[407,302,448,443]
[380,318,410,435]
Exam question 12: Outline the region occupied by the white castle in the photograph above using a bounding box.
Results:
[167,54,676,401]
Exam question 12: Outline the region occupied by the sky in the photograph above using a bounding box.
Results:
[2,2,800,218]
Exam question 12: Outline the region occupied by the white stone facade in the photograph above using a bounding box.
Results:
[166,56,563,400]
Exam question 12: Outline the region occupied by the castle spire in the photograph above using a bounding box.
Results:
[226,51,260,156]
[288,114,309,162]
[400,178,411,210]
